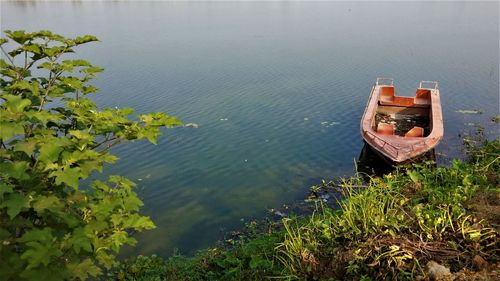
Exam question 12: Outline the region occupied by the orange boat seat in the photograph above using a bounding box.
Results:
[379,86,395,104]
[414,89,431,106]
[405,126,424,137]
[377,123,394,135]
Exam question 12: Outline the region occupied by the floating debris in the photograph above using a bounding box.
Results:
[320,121,340,128]
[184,123,199,128]
[303,117,309,121]
[137,178,143,181]
[220,118,228,121]
[456,109,482,114]
[320,194,330,202]
[274,210,286,217]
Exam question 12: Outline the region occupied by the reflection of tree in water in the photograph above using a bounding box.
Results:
[375,113,430,136]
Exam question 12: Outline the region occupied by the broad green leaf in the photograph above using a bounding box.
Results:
[7,80,40,95]
[0,182,14,201]
[63,59,91,67]
[14,139,38,156]
[6,30,29,44]
[69,228,92,254]
[32,195,63,213]
[108,175,135,188]
[79,160,102,176]
[90,198,116,220]
[25,111,61,124]
[18,228,53,243]
[18,229,63,269]
[74,35,99,44]
[81,66,104,75]
[96,251,115,269]
[122,214,155,230]
[0,161,30,181]
[38,143,63,163]
[21,241,62,270]
[50,167,81,188]
[122,193,144,211]
[69,130,94,141]
[0,193,30,219]
[109,230,134,252]
[3,95,32,112]
[59,77,83,90]
[23,44,42,55]
[0,122,24,140]
[67,259,101,280]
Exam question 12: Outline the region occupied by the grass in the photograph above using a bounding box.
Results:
[108,136,499,280]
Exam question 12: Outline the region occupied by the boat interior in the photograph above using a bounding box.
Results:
[374,86,431,137]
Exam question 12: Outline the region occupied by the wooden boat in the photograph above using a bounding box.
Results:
[360,78,443,163]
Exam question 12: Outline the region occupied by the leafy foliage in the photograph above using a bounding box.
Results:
[277,139,499,280]
[109,255,167,281]
[110,234,284,281]
[0,30,181,280]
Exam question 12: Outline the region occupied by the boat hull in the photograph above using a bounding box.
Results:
[360,79,443,164]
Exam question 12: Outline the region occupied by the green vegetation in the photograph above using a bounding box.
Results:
[112,137,498,280]
[0,30,181,280]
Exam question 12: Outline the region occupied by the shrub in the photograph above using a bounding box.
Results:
[0,30,181,280]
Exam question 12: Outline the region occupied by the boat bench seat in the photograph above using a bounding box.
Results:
[414,89,431,106]
[377,122,394,135]
[405,126,424,138]
[378,86,431,108]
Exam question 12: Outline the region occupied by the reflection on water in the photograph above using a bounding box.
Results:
[2,1,498,257]
[356,142,437,178]
[357,143,395,177]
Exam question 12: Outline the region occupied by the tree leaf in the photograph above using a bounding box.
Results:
[66,258,101,280]
[0,122,25,140]
[50,167,81,188]
[0,182,14,201]
[122,214,155,230]
[14,139,38,156]
[74,35,99,44]
[38,143,63,163]
[6,30,30,44]
[21,241,62,269]
[0,193,30,219]
[32,195,63,214]
[69,227,92,254]
[0,161,30,181]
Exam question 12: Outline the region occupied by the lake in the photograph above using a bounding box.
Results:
[2,1,498,257]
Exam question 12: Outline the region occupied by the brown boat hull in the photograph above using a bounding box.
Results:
[360,79,443,163]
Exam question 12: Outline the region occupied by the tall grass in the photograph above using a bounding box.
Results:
[276,139,499,279]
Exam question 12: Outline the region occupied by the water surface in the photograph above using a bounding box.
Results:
[2,1,498,256]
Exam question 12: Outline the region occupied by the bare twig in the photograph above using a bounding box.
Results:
[0,45,14,64]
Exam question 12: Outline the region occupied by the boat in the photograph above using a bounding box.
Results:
[360,78,443,164]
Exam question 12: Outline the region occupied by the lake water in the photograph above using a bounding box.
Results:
[2,1,498,257]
